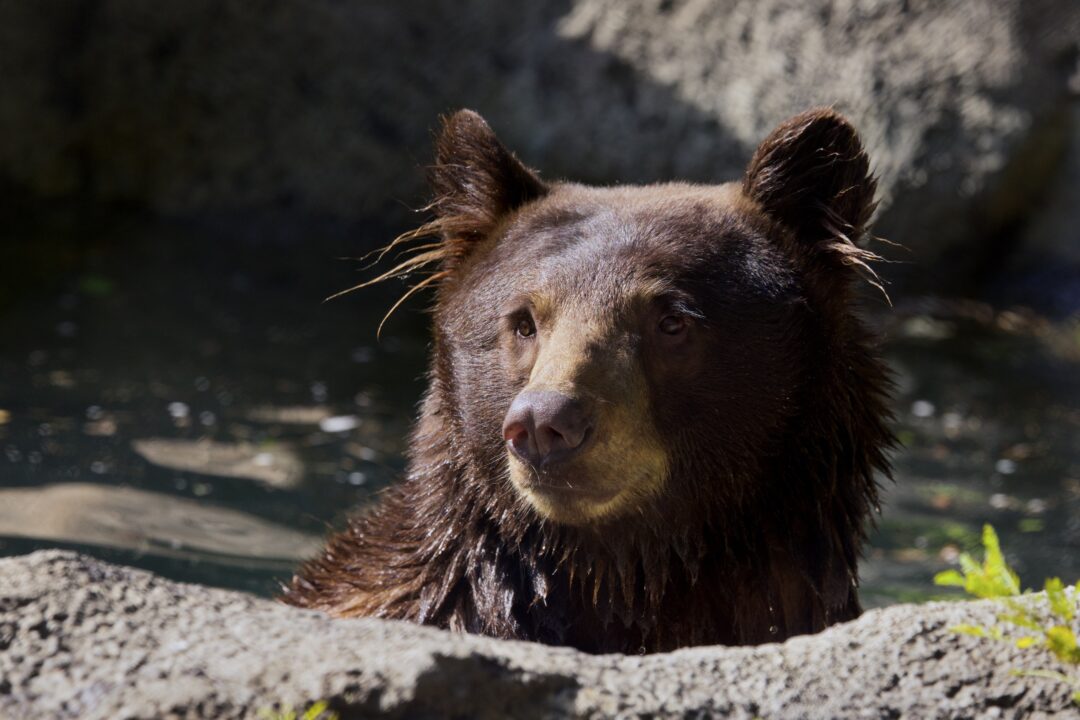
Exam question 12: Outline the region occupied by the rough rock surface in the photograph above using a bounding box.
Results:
[0,1,1077,292]
[2,550,1077,719]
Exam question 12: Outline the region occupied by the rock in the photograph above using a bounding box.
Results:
[0,1,1078,294]
[132,438,304,489]
[995,101,1080,315]
[0,485,321,567]
[1,550,1077,719]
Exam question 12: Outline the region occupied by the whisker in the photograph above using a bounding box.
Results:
[375,271,450,339]
[325,248,447,303]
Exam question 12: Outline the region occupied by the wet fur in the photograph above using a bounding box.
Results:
[283,109,895,653]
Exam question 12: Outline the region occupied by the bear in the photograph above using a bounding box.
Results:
[282,108,894,654]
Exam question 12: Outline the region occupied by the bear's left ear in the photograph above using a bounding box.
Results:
[429,110,548,245]
[743,109,877,259]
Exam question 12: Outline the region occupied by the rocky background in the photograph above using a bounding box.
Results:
[1,0,1078,303]
[3,550,1079,719]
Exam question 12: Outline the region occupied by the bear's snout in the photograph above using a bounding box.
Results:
[502,390,593,468]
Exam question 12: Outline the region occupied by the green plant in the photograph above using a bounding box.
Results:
[934,524,1080,705]
[258,700,339,720]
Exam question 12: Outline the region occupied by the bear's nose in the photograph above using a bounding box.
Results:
[502,390,593,468]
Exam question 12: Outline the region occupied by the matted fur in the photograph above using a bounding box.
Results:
[283,108,895,654]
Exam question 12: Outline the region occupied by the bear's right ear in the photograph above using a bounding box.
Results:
[429,110,548,244]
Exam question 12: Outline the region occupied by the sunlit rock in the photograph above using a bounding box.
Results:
[132,438,303,488]
[0,484,321,566]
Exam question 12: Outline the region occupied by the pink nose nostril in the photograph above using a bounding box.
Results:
[503,421,531,460]
[502,390,592,468]
[502,421,528,444]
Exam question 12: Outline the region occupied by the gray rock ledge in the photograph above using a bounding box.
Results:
[1,550,1076,719]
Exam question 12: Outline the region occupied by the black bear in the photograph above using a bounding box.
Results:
[284,108,894,654]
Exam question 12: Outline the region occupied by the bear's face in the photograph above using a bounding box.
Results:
[440,184,806,525]
[406,109,878,528]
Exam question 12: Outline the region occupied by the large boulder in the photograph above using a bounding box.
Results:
[0,0,1077,293]
[2,550,1077,719]
[995,102,1080,314]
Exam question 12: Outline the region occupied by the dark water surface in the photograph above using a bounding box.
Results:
[2,209,1078,606]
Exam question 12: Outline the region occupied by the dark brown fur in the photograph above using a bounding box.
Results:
[283,108,894,654]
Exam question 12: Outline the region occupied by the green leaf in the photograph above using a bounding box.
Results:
[934,570,966,587]
[981,524,1022,597]
[1046,578,1076,623]
[998,611,1039,631]
[1012,669,1075,681]
[938,525,1025,600]
[301,701,332,720]
[258,704,337,720]
[258,710,296,720]
[958,552,981,578]
[983,524,1003,562]
[1046,626,1080,665]
[931,520,1080,703]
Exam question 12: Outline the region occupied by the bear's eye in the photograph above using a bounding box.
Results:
[658,314,687,336]
[515,315,536,338]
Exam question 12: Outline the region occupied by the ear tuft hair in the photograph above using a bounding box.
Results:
[744,108,884,298]
[744,109,877,240]
[430,110,547,241]
[325,111,547,334]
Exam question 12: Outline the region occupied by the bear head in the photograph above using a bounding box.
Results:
[394,109,885,534]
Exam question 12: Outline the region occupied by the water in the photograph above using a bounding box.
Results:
[2,208,1077,605]
[0,206,427,595]
[861,306,1080,605]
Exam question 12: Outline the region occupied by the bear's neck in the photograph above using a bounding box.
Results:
[495,516,781,652]
[396,451,860,653]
